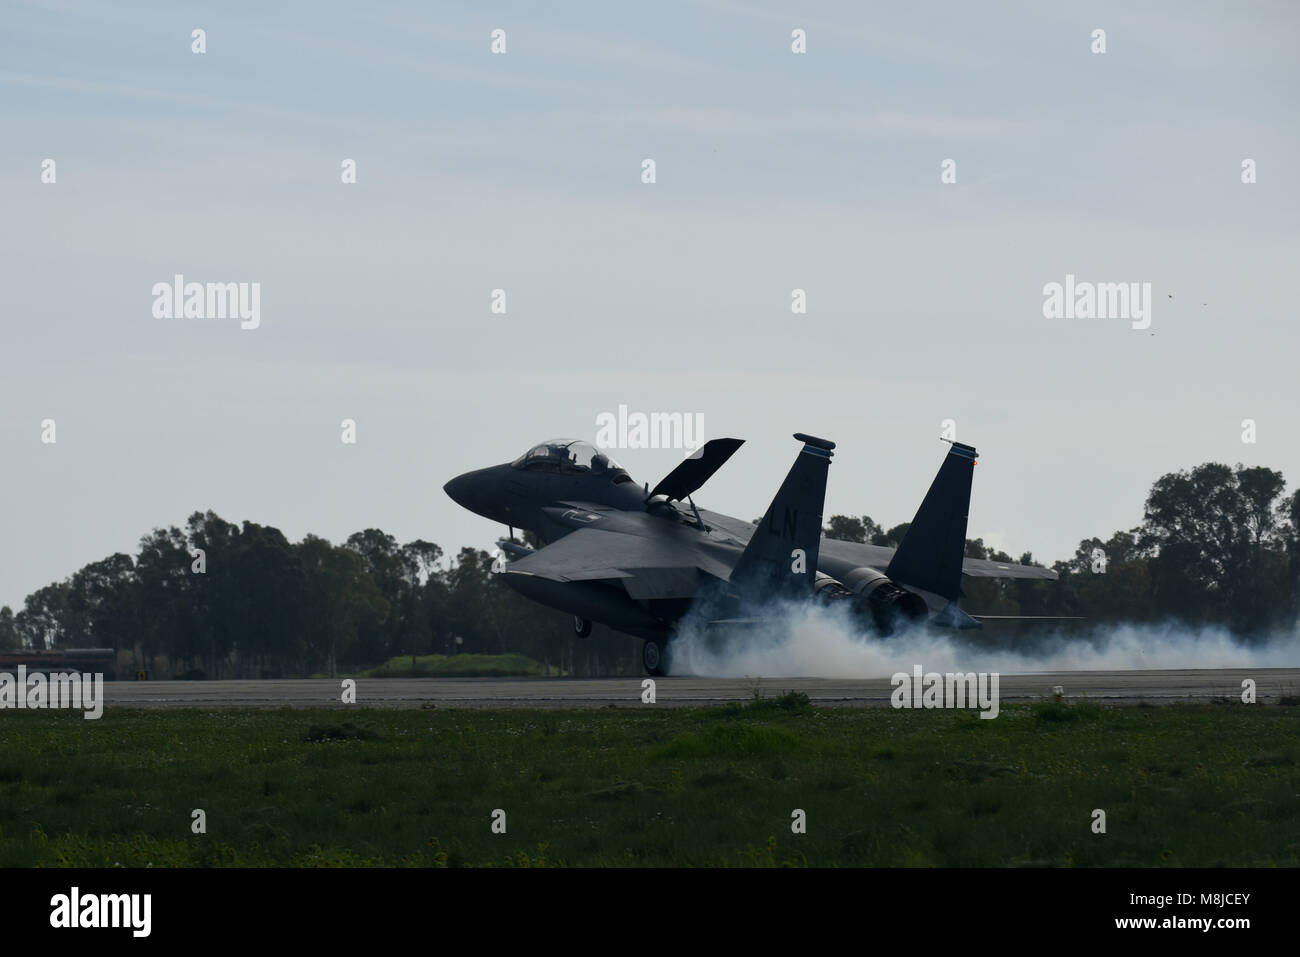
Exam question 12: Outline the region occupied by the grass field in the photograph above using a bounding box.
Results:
[361,653,546,678]
[1,697,1296,866]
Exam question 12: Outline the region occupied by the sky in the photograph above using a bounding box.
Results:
[2,0,1298,611]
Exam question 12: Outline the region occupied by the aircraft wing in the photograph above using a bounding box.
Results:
[958,556,1058,580]
[501,527,733,599]
[798,536,1058,581]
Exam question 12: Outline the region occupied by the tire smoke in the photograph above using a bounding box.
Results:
[669,600,1300,677]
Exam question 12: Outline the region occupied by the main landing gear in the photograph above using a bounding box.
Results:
[573,616,592,638]
[642,638,672,677]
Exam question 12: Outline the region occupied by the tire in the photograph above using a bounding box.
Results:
[573,616,592,638]
[642,638,671,676]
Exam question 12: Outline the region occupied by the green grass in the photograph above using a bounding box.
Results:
[362,653,546,678]
[0,699,1297,866]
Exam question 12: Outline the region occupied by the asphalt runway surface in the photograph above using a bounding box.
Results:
[100,668,1300,710]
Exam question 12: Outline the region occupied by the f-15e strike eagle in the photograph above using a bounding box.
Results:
[444,434,1056,675]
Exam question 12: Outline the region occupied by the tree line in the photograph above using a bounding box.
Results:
[1,462,1295,676]
[0,512,623,677]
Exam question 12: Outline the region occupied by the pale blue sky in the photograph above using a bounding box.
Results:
[3,0,1298,610]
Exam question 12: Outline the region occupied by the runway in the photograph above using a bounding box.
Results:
[99,668,1300,710]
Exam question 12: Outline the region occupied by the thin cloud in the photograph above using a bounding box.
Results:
[551,106,1022,139]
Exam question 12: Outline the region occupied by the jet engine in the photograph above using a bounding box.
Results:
[814,567,929,634]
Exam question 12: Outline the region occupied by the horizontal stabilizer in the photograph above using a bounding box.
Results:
[970,615,1086,621]
[648,438,745,502]
[961,557,1058,580]
[931,601,983,630]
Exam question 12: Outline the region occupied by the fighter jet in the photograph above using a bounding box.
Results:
[444,433,1056,675]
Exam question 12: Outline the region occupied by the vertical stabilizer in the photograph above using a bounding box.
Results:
[885,441,977,601]
[730,433,835,597]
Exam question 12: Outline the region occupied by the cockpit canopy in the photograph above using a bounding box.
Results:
[511,439,632,482]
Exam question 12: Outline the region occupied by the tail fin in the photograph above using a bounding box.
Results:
[885,441,976,601]
[730,433,834,597]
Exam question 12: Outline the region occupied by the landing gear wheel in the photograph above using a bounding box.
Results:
[642,639,671,676]
[573,616,592,638]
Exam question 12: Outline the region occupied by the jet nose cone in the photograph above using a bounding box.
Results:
[443,471,477,509]
[446,464,513,521]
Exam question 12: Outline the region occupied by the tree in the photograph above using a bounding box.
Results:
[880,523,910,548]
[15,583,73,650]
[402,540,443,584]
[823,515,884,544]
[1141,463,1289,634]
[66,554,138,650]
[1278,488,1300,627]
[232,522,307,678]
[134,525,194,672]
[346,529,419,661]
[0,606,19,650]
[299,535,388,675]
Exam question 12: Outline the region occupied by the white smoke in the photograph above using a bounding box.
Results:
[670,600,1300,677]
